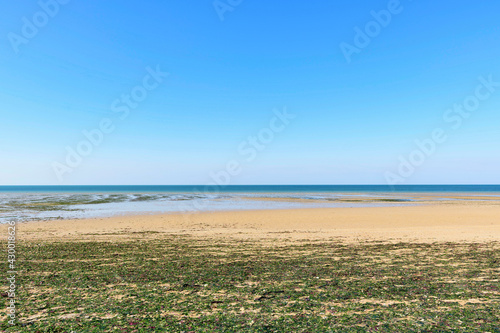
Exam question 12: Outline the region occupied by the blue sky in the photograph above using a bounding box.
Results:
[1,0,499,185]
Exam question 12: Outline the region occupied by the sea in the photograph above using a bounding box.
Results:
[1,185,499,223]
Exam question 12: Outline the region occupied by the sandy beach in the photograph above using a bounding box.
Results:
[3,197,500,331]
[11,198,500,243]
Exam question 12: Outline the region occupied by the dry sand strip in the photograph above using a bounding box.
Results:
[7,201,500,243]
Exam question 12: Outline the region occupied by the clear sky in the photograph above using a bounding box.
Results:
[1,1,499,185]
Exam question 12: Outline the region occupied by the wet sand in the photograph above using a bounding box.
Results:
[9,199,500,243]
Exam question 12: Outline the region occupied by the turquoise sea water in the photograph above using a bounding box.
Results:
[1,185,500,193]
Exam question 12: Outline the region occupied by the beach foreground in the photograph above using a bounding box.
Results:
[2,201,500,331]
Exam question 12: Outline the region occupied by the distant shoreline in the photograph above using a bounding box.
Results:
[3,191,500,224]
[8,200,500,244]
